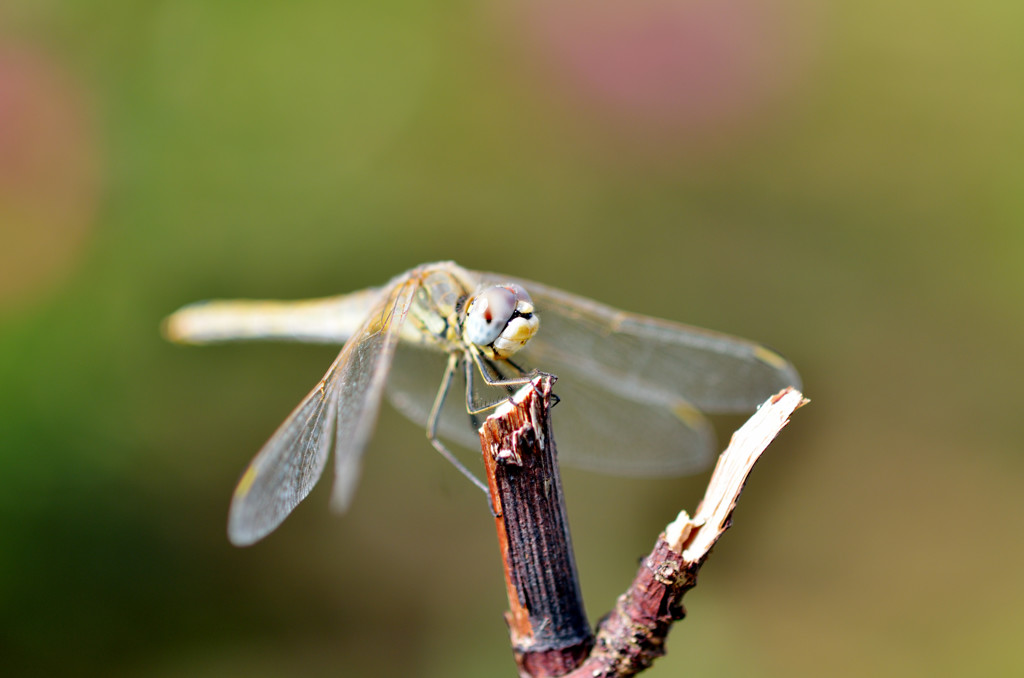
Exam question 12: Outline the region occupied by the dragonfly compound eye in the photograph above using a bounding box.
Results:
[465,285,539,358]
[465,286,518,347]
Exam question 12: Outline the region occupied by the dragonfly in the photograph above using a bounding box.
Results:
[163,261,801,546]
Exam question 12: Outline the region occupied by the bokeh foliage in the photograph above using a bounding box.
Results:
[1,1,1022,676]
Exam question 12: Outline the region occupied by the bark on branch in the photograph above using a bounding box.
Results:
[479,377,807,678]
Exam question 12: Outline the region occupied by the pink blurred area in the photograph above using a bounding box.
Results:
[0,42,100,308]
[498,0,814,145]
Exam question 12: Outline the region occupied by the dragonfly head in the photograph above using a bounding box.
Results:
[463,284,539,359]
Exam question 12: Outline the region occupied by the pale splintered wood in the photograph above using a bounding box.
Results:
[670,387,808,559]
[483,385,807,678]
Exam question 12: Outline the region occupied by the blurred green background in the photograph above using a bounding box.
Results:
[2,1,1021,676]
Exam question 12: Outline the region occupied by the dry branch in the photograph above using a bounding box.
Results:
[480,378,807,678]
[480,376,593,677]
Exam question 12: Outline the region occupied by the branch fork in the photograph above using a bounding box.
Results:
[479,377,807,678]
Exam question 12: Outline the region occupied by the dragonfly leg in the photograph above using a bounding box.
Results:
[465,350,552,415]
[465,354,509,415]
[502,355,559,408]
[427,352,491,498]
[472,350,540,387]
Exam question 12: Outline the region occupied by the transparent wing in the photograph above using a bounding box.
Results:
[386,341,480,450]
[542,374,715,476]
[384,340,715,476]
[326,277,418,513]
[387,268,799,477]
[227,276,417,546]
[227,361,342,546]
[478,272,802,414]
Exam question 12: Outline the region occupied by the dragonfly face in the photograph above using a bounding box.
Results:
[462,284,539,360]
[164,260,801,546]
[397,270,539,369]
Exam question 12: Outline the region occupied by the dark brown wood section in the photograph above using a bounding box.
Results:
[480,380,807,678]
[479,375,594,677]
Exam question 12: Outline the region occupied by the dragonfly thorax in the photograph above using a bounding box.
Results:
[462,284,539,359]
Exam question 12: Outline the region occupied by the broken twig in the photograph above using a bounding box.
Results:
[480,376,593,677]
[481,379,807,677]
